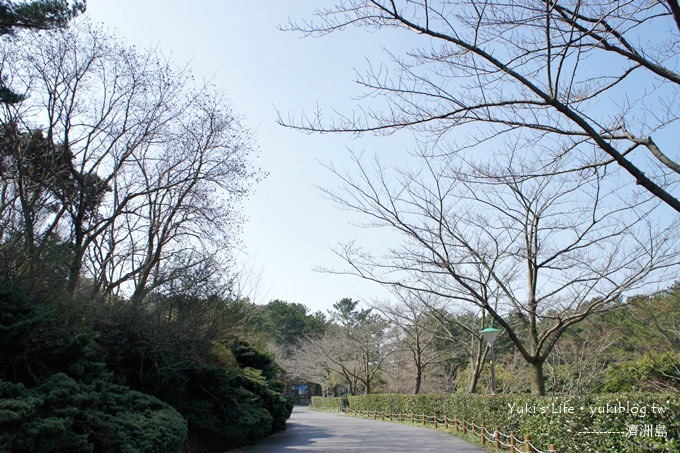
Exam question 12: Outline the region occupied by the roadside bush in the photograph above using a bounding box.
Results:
[170,363,291,451]
[342,393,678,452]
[0,281,104,385]
[310,396,346,411]
[171,365,273,451]
[0,265,293,452]
[228,338,293,432]
[0,373,187,452]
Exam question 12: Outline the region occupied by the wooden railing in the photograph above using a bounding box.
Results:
[344,408,558,453]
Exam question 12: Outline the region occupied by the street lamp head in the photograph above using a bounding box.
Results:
[480,326,501,347]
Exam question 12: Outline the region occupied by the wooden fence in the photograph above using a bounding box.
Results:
[344,408,558,453]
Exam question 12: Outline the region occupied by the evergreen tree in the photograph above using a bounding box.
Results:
[0,1,86,103]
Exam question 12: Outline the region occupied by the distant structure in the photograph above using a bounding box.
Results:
[283,378,322,405]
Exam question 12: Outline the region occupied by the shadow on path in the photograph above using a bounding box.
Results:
[236,406,487,452]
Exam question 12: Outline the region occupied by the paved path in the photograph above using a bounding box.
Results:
[236,406,487,452]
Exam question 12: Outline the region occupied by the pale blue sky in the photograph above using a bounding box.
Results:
[85,0,413,311]
[83,1,678,312]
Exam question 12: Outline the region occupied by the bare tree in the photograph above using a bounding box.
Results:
[329,298,392,394]
[284,0,680,212]
[283,298,391,395]
[323,151,677,394]
[276,336,336,392]
[421,300,491,393]
[89,93,253,303]
[546,328,616,395]
[0,21,256,298]
[375,290,453,393]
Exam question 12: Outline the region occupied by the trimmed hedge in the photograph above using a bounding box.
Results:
[340,393,678,452]
[310,396,346,411]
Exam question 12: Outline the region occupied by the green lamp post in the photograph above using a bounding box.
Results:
[480,326,501,394]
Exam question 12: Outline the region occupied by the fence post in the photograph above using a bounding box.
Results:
[422,414,426,426]
[411,412,414,424]
[373,410,377,420]
[510,431,516,449]
[455,417,459,432]
[550,444,557,452]
[480,422,485,445]
[445,415,449,430]
[495,427,500,449]
[399,412,402,422]
[463,418,467,434]
[434,414,438,429]
[381,410,384,421]
[525,435,532,453]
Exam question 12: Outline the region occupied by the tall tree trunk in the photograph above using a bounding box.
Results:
[530,360,546,395]
[66,243,83,293]
[466,338,485,393]
[414,367,422,394]
[466,359,480,393]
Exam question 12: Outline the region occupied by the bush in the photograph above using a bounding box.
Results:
[0,279,188,452]
[310,396,346,411]
[604,351,680,393]
[0,282,105,385]
[0,373,187,452]
[0,271,293,452]
[340,393,678,452]
[228,339,293,433]
[96,304,293,451]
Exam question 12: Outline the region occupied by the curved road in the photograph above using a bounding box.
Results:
[236,406,486,452]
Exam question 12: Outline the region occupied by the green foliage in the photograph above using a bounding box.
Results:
[341,393,678,452]
[87,378,188,453]
[96,303,292,451]
[0,373,187,452]
[229,337,282,381]
[600,286,680,358]
[253,300,327,349]
[310,396,346,411]
[170,365,273,451]
[604,351,680,393]
[0,276,294,452]
[0,280,188,451]
[228,338,293,431]
[331,297,375,327]
[156,362,291,451]
[543,284,680,395]
[0,1,85,35]
[0,280,104,384]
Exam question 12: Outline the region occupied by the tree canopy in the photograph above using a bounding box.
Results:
[285,0,680,212]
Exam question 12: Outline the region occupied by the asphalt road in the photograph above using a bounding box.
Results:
[236,406,487,452]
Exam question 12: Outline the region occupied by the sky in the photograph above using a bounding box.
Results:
[84,1,414,312]
[82,1,678,313]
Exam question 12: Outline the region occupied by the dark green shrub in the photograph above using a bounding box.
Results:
[0,282,104,385]
[165,365,273,451]
[0,271,292,452]
[229,337,282,380]
[97,309,293,451]
[0,373,187,452]
[228,338,293,431]
[85,378,188,453]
